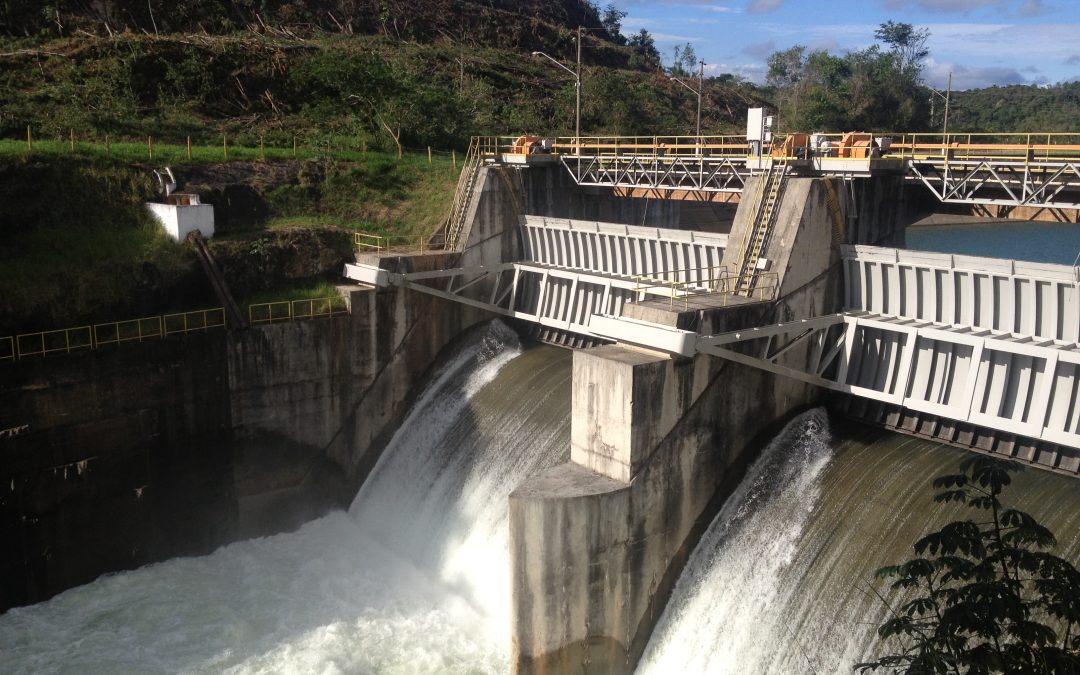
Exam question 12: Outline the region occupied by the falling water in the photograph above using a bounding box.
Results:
[0,321,573,674]
[3,322,1078,675]
[638,412,1080,675]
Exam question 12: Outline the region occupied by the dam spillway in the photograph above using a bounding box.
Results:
[3,341,1078,672]
[637,412,1080,674]
[0,323,571,673]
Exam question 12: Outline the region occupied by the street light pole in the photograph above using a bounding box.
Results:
[531,48,581,144]
[942,71,952,141]
[576,25,582,146]
[669,64,705,139]
[696,60,704,142]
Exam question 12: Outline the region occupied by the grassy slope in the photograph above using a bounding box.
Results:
[0,148,457,335]
[0,20,763,335]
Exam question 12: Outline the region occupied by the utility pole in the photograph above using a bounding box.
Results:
[942,71,952,141]
[696,60,704,142]
[669,61,706,140]
[576,25,582,147]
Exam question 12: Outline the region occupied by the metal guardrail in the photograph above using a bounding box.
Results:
[248,296,349,325]
[633,268,778,310]
[15,326,94,359]
[354,232,448,255]
[2,299,348,364]
[553,135,750,159]
[164,308,227,335]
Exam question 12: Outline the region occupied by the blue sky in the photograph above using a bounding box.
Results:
[611,0,1080,89]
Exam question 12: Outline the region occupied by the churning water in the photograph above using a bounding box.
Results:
[638,413,1080,675]
[2,320,1078,675]
[0,321,572,674]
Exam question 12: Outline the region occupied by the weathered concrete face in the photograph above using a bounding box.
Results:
[0,283,491,611]
[518,165,682,228]
[511,329,823,674]
[508,173,915,674]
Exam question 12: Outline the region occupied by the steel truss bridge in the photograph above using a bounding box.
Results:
[487,132,1080,211]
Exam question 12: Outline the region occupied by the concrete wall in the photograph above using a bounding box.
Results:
[518,165,682,228]
[509,175,852,674]
[510,290,830,674]
[0,283,487,611]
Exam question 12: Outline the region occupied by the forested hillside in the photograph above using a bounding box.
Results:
[949,82,1080,133]
[0,0,767,153]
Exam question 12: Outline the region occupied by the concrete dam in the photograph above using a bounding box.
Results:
[2,139,1080,673]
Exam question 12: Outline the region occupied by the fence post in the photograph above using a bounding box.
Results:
[69,128,75,152]
[452,149,456,169]
[223,134,228,161]
[148,136,154,160]
[26,124,32,151]
[186,135,192,160]
[292,135,297,158]
[428,146,432,164]
[260,134,265,160]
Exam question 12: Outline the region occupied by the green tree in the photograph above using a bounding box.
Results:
[857,457,1080,674]
[628,28,660,69]
[671,42,698,76]
[600,3,627,45]
[874,20,930,79]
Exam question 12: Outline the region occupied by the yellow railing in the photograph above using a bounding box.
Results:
[761,131,1080,164]
[94,315,164,346]
[554,135,749,159]
[15,326,94,359]
[90,309,226,347]
[163,308,227,335]
[248,296,349,325]
[632,268,778,310]
[2,298,349,364]
[354,232,448,255]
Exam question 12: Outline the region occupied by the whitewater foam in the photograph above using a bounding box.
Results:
[0,321,571,675]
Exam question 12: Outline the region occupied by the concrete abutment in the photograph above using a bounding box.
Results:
[507,172,889,674]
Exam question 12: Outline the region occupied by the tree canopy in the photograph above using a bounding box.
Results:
[857,456,1080,674]
[761,21,931,133]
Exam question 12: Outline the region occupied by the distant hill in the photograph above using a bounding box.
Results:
[2,0,606,52]
[0,1,768,150]
[947,82,1080,134]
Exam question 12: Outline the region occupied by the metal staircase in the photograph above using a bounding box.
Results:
[443,137,484,251]
[733,160,788,296]
[822,179,846,244]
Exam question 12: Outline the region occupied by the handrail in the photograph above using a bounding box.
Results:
[354,232,448,255]
[2,299,348,364]
[248,296,349,324]
[163,308,227,335]
[443,137,485,251]
[632,271,779,310]
[15,326,93,359]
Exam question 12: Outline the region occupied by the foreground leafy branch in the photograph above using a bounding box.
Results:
[857,456,1080,674]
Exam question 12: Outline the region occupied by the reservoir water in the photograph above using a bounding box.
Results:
[907,219,1080,265]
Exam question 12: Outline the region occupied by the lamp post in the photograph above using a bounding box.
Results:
[929,71,953,144]
[531,47,580,146]
[669,60,705,140]
[533,25,594,150]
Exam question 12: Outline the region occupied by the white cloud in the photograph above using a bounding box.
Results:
[746,0,783,13]
[704,60,769,82]
[741,40,776,58]
[924,58,1028,89]
[880,0,1049,14]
